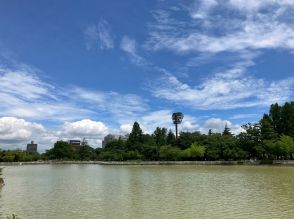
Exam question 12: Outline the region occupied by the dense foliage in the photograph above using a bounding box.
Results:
[0,102,293,162]
[97,102,294,161]
[0,167,3,186]
[0,150,41,162]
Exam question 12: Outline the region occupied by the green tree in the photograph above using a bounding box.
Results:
[269,103,282,134]
[280,102,294,137]
[159,145,182,161]
[44,141,76,160]
[99,150,124,161]
[275,135,294,159]
[175,131,203,150]
[78,145,96,161]
[182,142,205,160]
[222,124,233,136]
[260,114,278,140]
[166,129,176,145]
[126,122,143,151]
[153,127,167,147]
[236,123,261,158]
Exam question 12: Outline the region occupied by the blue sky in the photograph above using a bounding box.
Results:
[1,0,294,150]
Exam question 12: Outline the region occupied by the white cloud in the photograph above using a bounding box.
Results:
[145,3,294,110]
[120,124,133,134]
[202,118,244,134]
[228,0,294,12]
[0,117,55,151]
[0,117,44,142]
[149,63,294,110]
[0,67,54,100]
[0,65,148,122]
[182,121,199,132]
[85,19,114,50]
[69,87,148,120]
[60,119,109,138]
[0,117,110,151]
[229,113,259,120]
[0,67,94,121]
[120,35,147,65]
[190,0,218,20]
[146,1,294,54]
[58,119,109,147]
[118,110,200,135]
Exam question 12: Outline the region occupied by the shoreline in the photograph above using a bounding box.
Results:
[1,160,294,166]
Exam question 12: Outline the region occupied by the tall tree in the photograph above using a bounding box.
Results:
[222,124,233,136]
[128,122,143,142]
[166,129,176,145]
[236,123,261,158]
[269,103,282,134]
[153,127,167,147]
[280,102,294,137]
[126,122,143,151]
[260,114,278,140]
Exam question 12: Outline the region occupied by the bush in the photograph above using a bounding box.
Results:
[182,143,205,160]
[159,146,182,161]
[259,159,274,165]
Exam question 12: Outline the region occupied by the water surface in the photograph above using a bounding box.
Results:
[0,165,294,219]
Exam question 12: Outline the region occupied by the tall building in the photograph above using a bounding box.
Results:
[26,141,38,153]
[102,134,128,148]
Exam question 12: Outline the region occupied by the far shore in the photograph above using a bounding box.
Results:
[1,160,294,166]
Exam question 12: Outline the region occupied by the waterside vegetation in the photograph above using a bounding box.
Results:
[0,102,294,162]
[0,167,4,186]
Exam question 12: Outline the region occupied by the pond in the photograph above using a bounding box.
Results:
[0,165,294,219]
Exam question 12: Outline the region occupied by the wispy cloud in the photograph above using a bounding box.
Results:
[120,35,147,65]
[0,66,93,121]
[84,19,114,50]
[144,2,294,110]
[149,65,294,110]
[145,1,294,54]
[0,63,147,122]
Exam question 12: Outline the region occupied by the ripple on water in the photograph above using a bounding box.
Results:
[0,165,294,219]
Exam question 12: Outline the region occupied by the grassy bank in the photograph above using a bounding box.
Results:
[1,160,294,166]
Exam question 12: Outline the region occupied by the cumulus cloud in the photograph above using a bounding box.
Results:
[58,119,109,147]
[59,119,109,138]
[0,117,111,151]
[0,117,56,151]
[85,19,114,50]
[120,124,133,134]
[0,117,44,143]
[202,118,244,135]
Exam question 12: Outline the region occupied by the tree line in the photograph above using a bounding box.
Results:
[0,102,293,162]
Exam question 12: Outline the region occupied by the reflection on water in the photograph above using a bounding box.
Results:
[0,165,294,219]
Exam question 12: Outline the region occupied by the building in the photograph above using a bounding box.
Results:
[26,141,38,153]
[102,134,128,148]
[68,140,81,149]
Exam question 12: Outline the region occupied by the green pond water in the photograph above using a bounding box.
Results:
[0,165,294,219]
